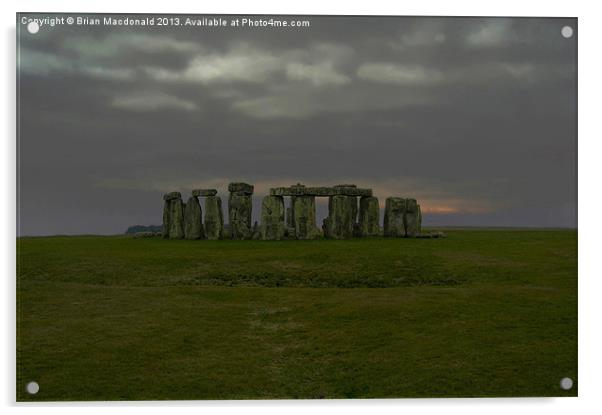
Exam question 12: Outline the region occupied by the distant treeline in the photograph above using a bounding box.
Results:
[125,225,162,234]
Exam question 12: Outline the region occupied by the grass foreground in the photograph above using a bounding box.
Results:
[16,229,577,400]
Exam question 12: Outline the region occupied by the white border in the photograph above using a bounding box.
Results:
[3,1,601,414]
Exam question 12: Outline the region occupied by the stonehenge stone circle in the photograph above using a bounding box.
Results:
[161,183,424,241]
[184,196,204,240]
[204,196,224,240]
[260,195,286,240]
[228,182,254,240]
[359,196,380,236]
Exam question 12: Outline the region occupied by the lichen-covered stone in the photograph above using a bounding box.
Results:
[358,196,380,236]
[163,191,181,201]
[286,206,293,227]
[348,196,358,225]
[184,196,204,240]
[228,192,253,240]
[162,200,170,238]
[284,226,296,240]
[160,183,423,242]
[292,195,319,239]
[222,224,232,240]
[353,223,362,237]
[168,196,185,239]
[290,197,297,229]
[228,182,254,195]
[251,221,261,240]
[204,196,224,240]
[260,195,285,240]
[383,197,406,237]
[404,198,421,237]
[270,185,372,197]
[192,189,217,197]
[324,195,354,239]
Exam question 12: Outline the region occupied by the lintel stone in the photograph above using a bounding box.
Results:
[163,191,182,201]
[228,182,254,194]
[270,184,372,197]
[192,189,218,197]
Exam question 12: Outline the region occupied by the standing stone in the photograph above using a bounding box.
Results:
[168,196,185,239]
[204,196,224,240]
[228,182,254,240]
[348,196,358,225]
[252,221,261,240]
[285,203,296,239]
[404,199,421,237]
[228,194,252,239]
[286,206,293,228]
[292,195,319,239]
[349,196,359,236]
[184,196,204,240]
[383,197,406,237]
[324,195,354,239]
[261,195,286,240]
[163,192,182,239]
[162,199,170,239]
[358,196,380,236]
[289,197,297,228]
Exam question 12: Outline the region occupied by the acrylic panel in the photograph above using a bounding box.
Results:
[16,13,577,401]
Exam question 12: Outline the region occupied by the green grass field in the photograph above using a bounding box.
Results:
[16,229,577,400]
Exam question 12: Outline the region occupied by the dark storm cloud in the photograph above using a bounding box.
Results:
[17,15,577,235]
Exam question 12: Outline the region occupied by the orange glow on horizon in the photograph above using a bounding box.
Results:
[377,199,491,215]
[421,206,460,214]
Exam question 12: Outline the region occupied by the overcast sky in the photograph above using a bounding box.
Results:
[17,14,577,235]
